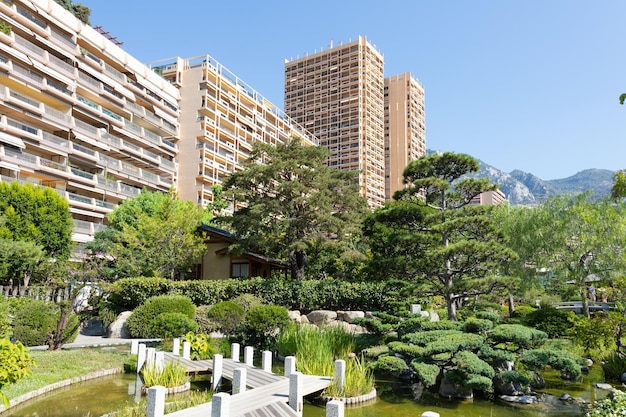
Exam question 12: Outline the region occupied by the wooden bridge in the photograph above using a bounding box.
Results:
[135,342,335,417]
[552,301,615,314]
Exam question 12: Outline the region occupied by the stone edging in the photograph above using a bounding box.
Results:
[322,387,377,405]
[0,367,123,413]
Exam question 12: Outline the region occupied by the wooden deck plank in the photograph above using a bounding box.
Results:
[161,353,332,417]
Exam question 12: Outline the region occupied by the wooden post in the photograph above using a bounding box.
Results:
[289,371,303,417]
[146,386,166,417]
[212,354,223,391]
[211,392,230,417]
[262,350,272,372]
[232,367,246,394]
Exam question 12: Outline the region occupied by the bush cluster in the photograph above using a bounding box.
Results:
[126,295,196,338]
[12,299,78,346]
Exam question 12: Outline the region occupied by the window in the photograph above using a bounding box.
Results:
[232,263,249,278]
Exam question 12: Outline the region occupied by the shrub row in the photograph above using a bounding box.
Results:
[107,277,395,311]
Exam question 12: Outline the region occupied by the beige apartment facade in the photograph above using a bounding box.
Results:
[284,36,387,208]
[0,0,180,250]
[384,72,426,200]
[151,55,317,208]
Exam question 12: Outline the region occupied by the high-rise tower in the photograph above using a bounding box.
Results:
[284,36,386,208]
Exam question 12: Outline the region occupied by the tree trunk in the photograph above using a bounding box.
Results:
[289,250,307,280]
[508,293,515,317]
[447,294,458,321]
[581,287,590,319]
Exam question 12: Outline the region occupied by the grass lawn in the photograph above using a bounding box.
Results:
[3,347,129,400]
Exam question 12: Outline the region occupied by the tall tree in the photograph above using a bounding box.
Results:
[220,136,368,280]
[365,152,516,320]
[88,189,207,280]
[612,169,626,202]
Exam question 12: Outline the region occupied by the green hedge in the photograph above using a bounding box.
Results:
[126,295,196,338]
[107,277,394,311]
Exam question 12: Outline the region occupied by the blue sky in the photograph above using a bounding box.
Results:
[80,0,626,180]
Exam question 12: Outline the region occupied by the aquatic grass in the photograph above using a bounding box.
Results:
[324,355,375,398]
[141,361,188,388]
[2,347,128,399]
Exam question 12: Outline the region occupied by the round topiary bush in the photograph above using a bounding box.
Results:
[230,294,263,312]
[522,306,575,338]
[147,312,198,338]
[206,301,245,335]
[126,295,196,338]
[234,304,290,351]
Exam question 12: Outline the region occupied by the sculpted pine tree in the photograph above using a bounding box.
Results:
[221,137,368,280]
[366,152,516,320]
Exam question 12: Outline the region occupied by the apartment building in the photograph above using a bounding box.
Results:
[284,36,387,208]
[150,55,317,208]
[470,189,507,205]
[384,72,426,200]
[0,0,180,247]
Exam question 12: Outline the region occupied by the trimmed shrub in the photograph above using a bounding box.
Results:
[0,297,11,339]
[234,304,290,351]
[206,301,245,335]
[126,295,196,338]
[522,306,576,338]
[194,305,213,334]
[147,312,198,338]
[230,294,263,312]
[510,304,537,318]
[463,317,494,334]
[366,355,407,375]
[411,360,440,387]
[12,300,57,346]
[474,310,501,323]
[107,277,172,309]
[489,324,547,349]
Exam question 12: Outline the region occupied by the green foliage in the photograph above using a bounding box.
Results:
[324,355,374,398]
[496,370,529,385]
[365,152,516,321]
[0,182,73,265]
[601,353,626,381]
[511,304,537,318]
[229,293,262,312]
[523,306,576,338]
[0,297,11,339]
[220,136,369,280]
[123,354,137,373]
[0,339,34,407]
[234,305,290,351]
[89,190,207,280]
[351,317,394,335]
[478,344,515,362]
[463,317,494,334]
[489,324,547,350]
[396,317,429,338]
[587,389,626,417]
[53,0,91,24]
[474,310,501,323]
[147,312,198,338]
[519,348,583,380]
[369,355,408,374]
[205,301,245,335]
[12,300,57,346]
[194,305,213,335]
[96,300,122,329]
[126,295,196,338]
[446,351,495,391]
[183,333,219,360]
[570,315,616,359]
[410,360,440,387]
[0,20,11,35]
[141,361,188,388]
[106,276,394,312]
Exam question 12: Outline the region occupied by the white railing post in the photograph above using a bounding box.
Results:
[211,392,230,417]
[334,359,346,392]
[146,385,166,417]
[137,343,147,373]
[231,342,240,362]
[284,355,296,377]
[262,350,272,372]
[244,346,254,366]
[326,399,344,417]
[130,340,139,354]
[232,367,247,394]
[155,351,164,371]
[289,371,303,417]
[146,347,156,367]
[212,354,224,391]
[172,338,180,355]
[182,341,191,359]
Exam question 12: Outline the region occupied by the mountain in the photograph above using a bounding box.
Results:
[476,162,614,206]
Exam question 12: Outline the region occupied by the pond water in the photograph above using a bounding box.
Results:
[1,366,610,417]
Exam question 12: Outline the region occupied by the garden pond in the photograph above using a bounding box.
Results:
[1,365,611,417]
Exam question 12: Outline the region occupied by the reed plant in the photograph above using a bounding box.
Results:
[142,361,189,388]
[324,355,374,398]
